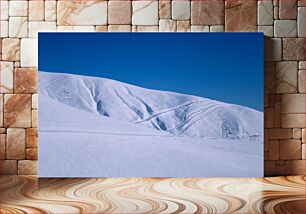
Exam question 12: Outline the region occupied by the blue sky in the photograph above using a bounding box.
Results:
[39,33,263,111]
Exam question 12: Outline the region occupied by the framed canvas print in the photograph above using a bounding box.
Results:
[38,33,264,177]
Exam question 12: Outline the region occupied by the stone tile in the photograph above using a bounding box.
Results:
[276,92,283,101]
[108,1,131,24]
[299,61,306,70]
[210,25,224,32]
[275,164,286,176]
[283,38,305,61]
[274,20,297,37]
[57,26,95,32]
[265,152,269,160]
[269,128,293,139]
[0,128,6,134]
[159,19,177,32]
[9,17,28,38]
[269,140,280,160]
[6,128,26,159]
[45,1,57,21]
[14,68,38,93]
[276,61,298,93]
[0,134,5,159]
[264,94,268,107]
[29,1,45,21]
[274,100,282,128]
[172,1,190,20]
[264,38,282,62]
[280,139,302,160]
[191,25,209,32]
[159,1,171,19]
[32,110,38,128]
[9,1,28,17]
[264,138,269,152]
[18,160,37,175]
[276,160,286,166]
[282,94,305,114]
[303,129,306,143]
[57,0,107,25]
[274,6,279,19]
[32,94,38,109]
[0,1,9,20]
[26,128,38,148]
[132,1,158,25]
[192,0,224,25]
[266,107,274,128]
[264,62,275,93]
[0,21,8,37]
[177,21,190,32]
[4,94,31,128]
[279,0,297,19]
[21,38,38,67]
[293,128,302,139]
[286,160,305,175]
[0,160,17,175]
[136,26,159,32]
[225,0,257,32]
[298,70,305,93]
[95,26,108,32]
[264,160,276,176]
[0,61,14,93]
[282,114,305,128]
[29,21,57,38]
[26,148,38,160]
[298,0,305,6]
[258,0,273,25]
[258,26,273,37]
[265,128,269,142]
[0,94,3,127]
[2,38,20,61]
[298,7,305,37]
[191,0,224,25]
[108,25,131,32]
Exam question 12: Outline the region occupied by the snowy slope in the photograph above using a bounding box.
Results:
[39,71,263,140]
[38,71,264,177]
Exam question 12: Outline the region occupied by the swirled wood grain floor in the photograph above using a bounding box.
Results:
[0,176,305,214]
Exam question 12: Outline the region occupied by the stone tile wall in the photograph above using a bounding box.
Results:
[0,0,305,176]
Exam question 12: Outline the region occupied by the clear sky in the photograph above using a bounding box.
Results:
[39,33,264,111]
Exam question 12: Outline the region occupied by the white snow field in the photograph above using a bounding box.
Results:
[38,71,264,177]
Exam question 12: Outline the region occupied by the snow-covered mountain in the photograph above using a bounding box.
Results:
[39,71,263,140]
[38,71,264,177]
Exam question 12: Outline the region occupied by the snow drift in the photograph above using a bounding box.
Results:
[38,71,264,177]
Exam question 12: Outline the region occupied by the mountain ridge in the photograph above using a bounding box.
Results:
[39,71,263,140]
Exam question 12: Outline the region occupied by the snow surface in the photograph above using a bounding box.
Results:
[38,71,264,177]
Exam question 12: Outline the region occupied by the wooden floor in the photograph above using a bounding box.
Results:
[0,176,305,214]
